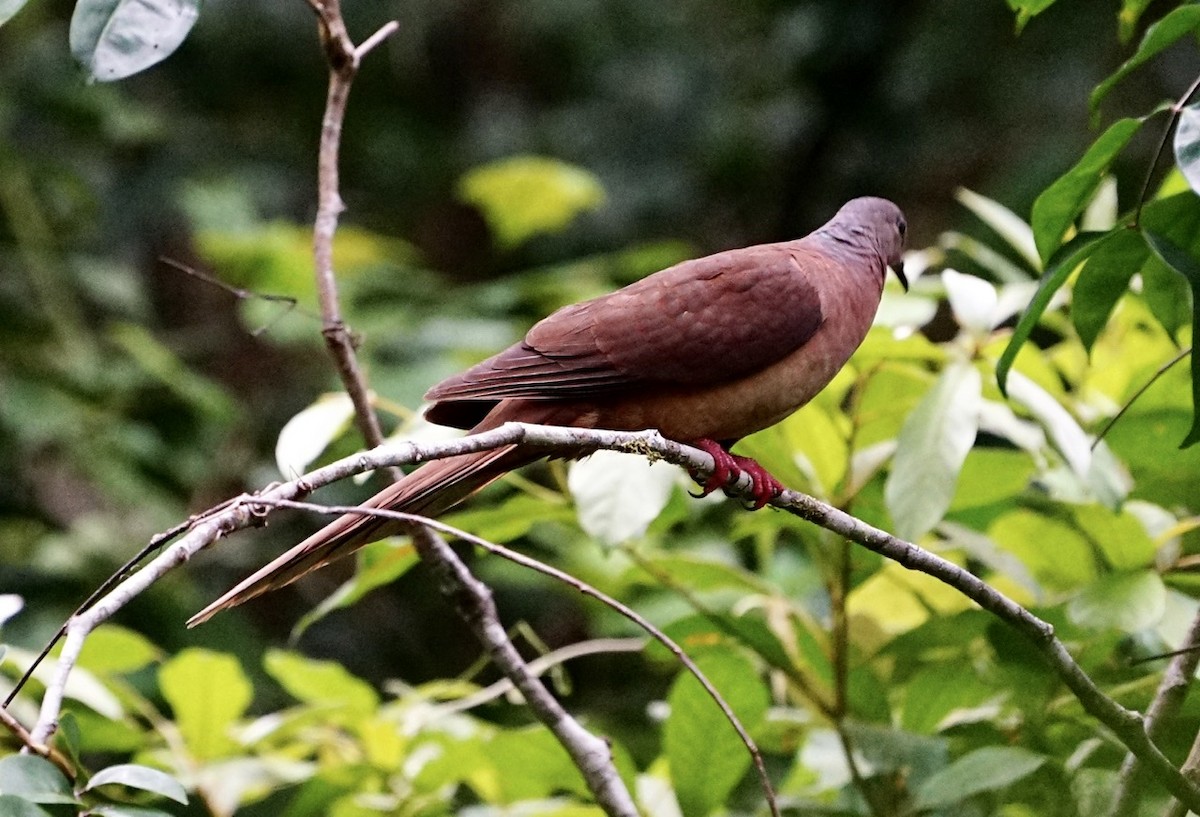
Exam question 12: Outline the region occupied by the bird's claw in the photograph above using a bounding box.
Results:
[689,439,783,509]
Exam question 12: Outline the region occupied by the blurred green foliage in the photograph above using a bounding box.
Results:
[4,1,1200,816]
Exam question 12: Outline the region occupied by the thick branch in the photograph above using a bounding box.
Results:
[409,525,638,817]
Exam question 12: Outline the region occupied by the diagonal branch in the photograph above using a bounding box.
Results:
[1110,605,1200,815]
[307,0,397,456]
[14,422,1200,812]
[407,524,638,817]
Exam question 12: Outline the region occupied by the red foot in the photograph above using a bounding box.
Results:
[690,439,784,509]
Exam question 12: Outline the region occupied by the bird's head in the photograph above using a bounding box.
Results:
[825,197,909,291]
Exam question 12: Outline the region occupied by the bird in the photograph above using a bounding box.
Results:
[188,196,907,626]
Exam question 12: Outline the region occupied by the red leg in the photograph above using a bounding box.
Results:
[690,439,784,509]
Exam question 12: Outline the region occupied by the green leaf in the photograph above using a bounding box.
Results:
[1119,0,1158,42]
[264,649,379,713]
[1175,102,1200,196]
[913,746,1046,810]
[0,756,78,805]
[997,230,1119,394]
[989,510,1097,590]
[0,0,30,26]
[885,360,982,541]
[291,539,420,637]
[458,156,606,249]
[76,624,160,675]
[1068,571,1166,632]
[489,727,593,801]
[1141,228,1200,446]
[1091,5,1200,119]
[1074,504,1157,569]
[1006,0,1058,33]
[85,764,188,805]
[1141,253,1192,339]
[1031,118,1144,262]
[0,796,52,817]
[665,648,769,817]
[1071,228,1147,351]
[69,0,201,82]
[158,649,252,759]
[902,663,1000,734]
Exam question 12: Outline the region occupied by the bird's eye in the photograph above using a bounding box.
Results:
[898,219,907,237]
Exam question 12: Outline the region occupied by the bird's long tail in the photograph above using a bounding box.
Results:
[187,442,540,627]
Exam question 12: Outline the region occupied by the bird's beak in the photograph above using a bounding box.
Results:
[892,261,909,292]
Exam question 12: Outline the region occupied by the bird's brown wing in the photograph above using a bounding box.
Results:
[426,243,826,404]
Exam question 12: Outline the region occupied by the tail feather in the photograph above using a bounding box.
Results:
[187,445,535,627]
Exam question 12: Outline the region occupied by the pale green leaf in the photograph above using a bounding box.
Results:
[886,360,982,541]
[0,0,31,26]
[665,649,769,817]
[264,649,379,712]
[914,746,1046,810]
[902,664,1001,734]
[76,624,160,675]
[1068,571,1166,632]
[956,188,1039,270]
[0,796,52,817]
[0,594,22,626]
[158,649,252,759]
[0,756,77,804]
[942,269,999,334]
[85,764,188,805]
[274,392,356,478]
[568,450,677,545]
[1073,505,1157,569]
[989,509,1097,590]
[1006,371,1094,481]
[458,156,606,249]
[70,0,201,82]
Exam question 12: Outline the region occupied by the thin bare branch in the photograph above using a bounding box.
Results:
[306,0,400,457]
[1092,346,1190,450]
[1113,606,1200,815]
[406,523,639,816]
[432,638,648,715]
[0,704,74,778]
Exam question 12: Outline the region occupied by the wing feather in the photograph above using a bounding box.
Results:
[426,242,828,404]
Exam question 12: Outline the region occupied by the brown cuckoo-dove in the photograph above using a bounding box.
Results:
[188,196,907,626]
